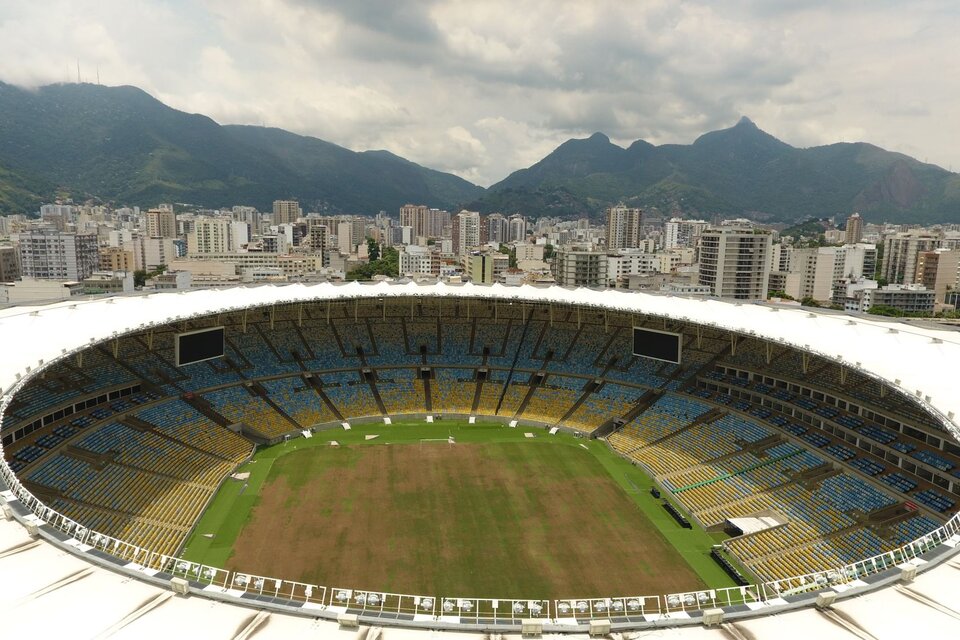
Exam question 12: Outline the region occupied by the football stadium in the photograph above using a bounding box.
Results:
[2,282,960,638]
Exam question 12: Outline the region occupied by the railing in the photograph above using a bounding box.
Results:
[2,442,958,629]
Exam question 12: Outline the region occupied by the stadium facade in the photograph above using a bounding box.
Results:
[1,282,960,638]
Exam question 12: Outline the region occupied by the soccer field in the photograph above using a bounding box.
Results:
[181,421,735,599]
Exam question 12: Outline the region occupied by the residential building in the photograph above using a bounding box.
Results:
[187,217,233,255]
[881,231,941,284]
[696,226,772,300]
[145,207,177,238]
[553,246,608,287]
[272,200,302,225]
[486,213,508,244]
[915,249,960,303]
[664,218,709,250]
[845,212,864,244]
[465,252,509,284]
[0,245,20,281]
[99,246,136,272]
[605,203,642,250]
[16,229,99,281]
[861,284,935,314]
[452,210,481,256]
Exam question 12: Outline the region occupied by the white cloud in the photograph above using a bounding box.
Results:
[0,0,958,184]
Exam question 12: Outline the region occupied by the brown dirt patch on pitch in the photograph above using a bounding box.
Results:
[227,442,704,598]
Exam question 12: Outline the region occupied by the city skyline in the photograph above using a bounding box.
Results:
[0,1,957,187]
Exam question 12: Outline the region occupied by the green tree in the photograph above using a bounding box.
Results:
[367,237,380,262]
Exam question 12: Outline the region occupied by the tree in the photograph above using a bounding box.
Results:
[768,290,795,300]
[346,246,399,281]
[800,297,821,308]
[543,244,555,260]
[366,237,380,262]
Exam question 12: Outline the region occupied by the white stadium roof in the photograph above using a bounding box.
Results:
[2,282,960,638]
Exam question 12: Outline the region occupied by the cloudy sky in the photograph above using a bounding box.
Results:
[1,0,957,186]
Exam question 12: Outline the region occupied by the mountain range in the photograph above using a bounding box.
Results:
[0,81,958,224]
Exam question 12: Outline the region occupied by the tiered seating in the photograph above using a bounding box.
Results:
[475,371,507,415]
[405,319,439,354]
[432,369,475,414]
[522,386,579,425]
[135,401,252,462]
[614,394,711,449]
[368,321,407,365]
[378,369,426,414]
[77,422,228,485]
[321,373,379,419]
[261,377,337,426]
[564,383,638,430]
[204,386,294,438]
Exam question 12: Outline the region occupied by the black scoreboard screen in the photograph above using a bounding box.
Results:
[175,326,225,366]
[632,327,682,365]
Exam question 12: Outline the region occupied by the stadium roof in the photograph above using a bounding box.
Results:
[2,282,960,638]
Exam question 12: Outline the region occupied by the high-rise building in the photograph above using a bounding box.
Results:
[272,200,302,225]
[452,210,481,255]
[605,203,642,250]
[146,207,177,238]
[308,224,328,253]
[486,213,508,244]
[664,218,709,250]
[916,249,960,303]
[399,204,449,240]
[882,231,941,284]
[697,226,772,300]
[188,217,233,255]
[507,214,527,243]
[845,212,864,245]
[0,245,20,281]
[16,229,99,281]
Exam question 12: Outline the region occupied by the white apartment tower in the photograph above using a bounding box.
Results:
[452,210,481,255]
[188,217,233,255]
[605,203,642,250]
[697,226,772,300]
[16,229,99,281]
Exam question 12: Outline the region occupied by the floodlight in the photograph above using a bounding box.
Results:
[513,602,525,613]
[528,602,543,614]
[442,600,455,612]
[419,597,433,610]
[460,600,474,611]
[626,599,641,611]
[557,603,572,614]
[576,601,589,613]
[336,590,350,602]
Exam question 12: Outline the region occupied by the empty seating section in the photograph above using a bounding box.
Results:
[439,320,482,366]
[261,377,337,426]
[534,325,581,372]
[564,383,638,431]
[230,330,299,377]
[25,452,212,556]
[406,319,440,354]
[77,422,228,485]
[368,321,407,365]
[378,369,426,414]
[135,401,252,462]
[204,386,293,438]
[613,394,711,452]
[267,320,312,361]
[522,385,579,425]
[321,374,379,419]
[432,369,475,414]
[475,371,507,415]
